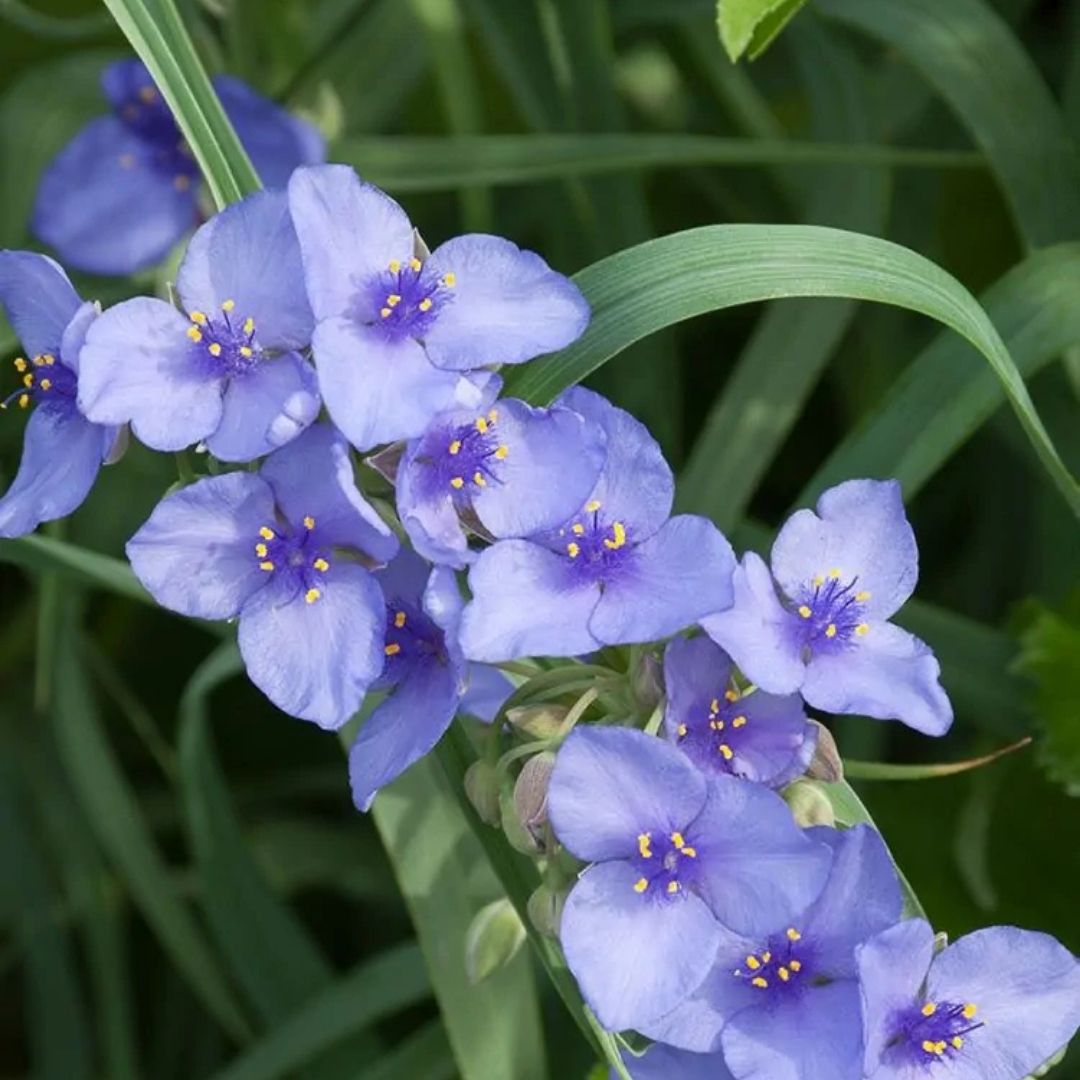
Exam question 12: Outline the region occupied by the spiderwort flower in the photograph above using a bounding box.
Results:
[348,548,468,811]
[32,59,325,276]
[616,1045,733,1080]
[127,424,397,727]
[664,635,817,789]
[460,388,737,661]
[639,825,902,1080]
[548,726,830,1033]
[459,663,514,722]
[858,918,1080,1080]
[0,252,121,537]
[287,164,590,450]
[78,189,319,461]
[396,397,607,567]
[702,479,952,736]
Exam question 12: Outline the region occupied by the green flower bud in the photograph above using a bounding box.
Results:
[464,898,526,985]
[464,760,501,826]
[806,720,844,783]
[500,786,540,854]
[782,779,836,828]
[513,751,555,842]
[506,703,569,740]
[526,883,566,938]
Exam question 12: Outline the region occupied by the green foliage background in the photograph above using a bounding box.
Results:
[0,0,1078,1077]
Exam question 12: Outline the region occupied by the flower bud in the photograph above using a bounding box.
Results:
[506,703,568,740]
[464,760,501,826]
[527,883,566,938]
[805,720,844,783]
[500,786,540,854]
[783,779,836,828]
[513,752,555,841]
[464,898,526,985]
[631,650,664,713]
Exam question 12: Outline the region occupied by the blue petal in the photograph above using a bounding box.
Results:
[589,516,736,645]
[728,692,817,788]
[396,435,473,569]
[459,663,514,722]
[258,423,398,563]
[60,301,100,374]
[204,352,320,463]
[288,165,414,321]
[100,58,152,110]
[312,317,469,450]
[689,775,831,937]
[560,859,721,1033]
[664,636,735,723]
[126,472,275,620]
[701,552,806,695]
[238,561,384,729]
[802,621,953,736]
[547,726,708,863]
[0,251,82,358]
[771,479,918,622]
[557,386,673,539]
[0,408,104,538]
[375,545,431,608]
[32,116,196,276]
[348,650,462,810]
[78,297,224,450]
[423,563,465,648]
[175,189,314,350]
[620,1046,732,1080]
[459,539,602,661]
[423,234,590,371]
[214,75,326,189]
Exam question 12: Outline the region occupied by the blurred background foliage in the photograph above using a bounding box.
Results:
[0,0,1078,1077]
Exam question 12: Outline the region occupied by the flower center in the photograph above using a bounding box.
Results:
[187,300,261,376]
[114,83,199,191]
[674,685,751,773]
[363,257,456,342]
[559,501,634,582]
[789,569,872,654]
[421,408,508,500]
[253,515,329,604]
[631,829,699,900]
[1,353,77,414]
[731,927,809,995]
[381,602,448,673]
[892,1000,983,1064]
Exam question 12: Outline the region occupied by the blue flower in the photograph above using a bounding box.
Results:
[396,396,607,567]
[459,388,737,661]
[0,251,122,537]
[348,548,468,810]
[547,726,831,1033]
[126,423,397,727]
[32,59,325,276]
[664,636,817,789]
[459,663,514,722]
[287,164,590,450]
[617,1045,732,1080]
[639,825,903,1080]
[702,479,953,736]
[858,918,1080,1080]
[78,189,320,461]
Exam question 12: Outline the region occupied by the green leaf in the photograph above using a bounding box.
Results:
[352,1021,454,1080]
[0,534,150,605]
[0,0,117,40]
[464,898,527,985]
[503,224,1080,518]
[716,0,810,62]
[844,738,1032,781]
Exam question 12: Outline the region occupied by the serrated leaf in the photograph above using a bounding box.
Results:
[717,0,810,62]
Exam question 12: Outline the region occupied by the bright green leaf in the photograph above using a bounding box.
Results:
[716,0,810,62]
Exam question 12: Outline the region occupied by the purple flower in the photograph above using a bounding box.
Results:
[638,825,903,1080]
[617,1045,732,1080]
[547,726,830,1033]
[459,663,514,722]
[348,548,468,811]
[127,424,397,727]
[396,397,607,567]
[32,59,325,276]
[287,164,590,450]
[0,252,121,537]
[459,388,737,661]
[702,479,953,736]
[664,636,817,789]
[858,918,1080,1080]
[78,189,320,461]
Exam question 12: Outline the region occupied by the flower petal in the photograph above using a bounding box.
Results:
[771,479,917,622]
[560,859,721,1033]
[238,561,384,729]
[423,234,590,371]
[175,189,314,350]
[590,516,736,645]
[548,726,708,863]
[701,552,806,695]
[459,540,602,661]
[78,297,224,451]
[621,1045,733,1080]
[0,408,104,538]
[59,300,100,375]
[126,472,275,620]
[204,352,320,463]
[288,165,414,321]
[459,663,514,722]
[802,621,953,736]
[0,251,81,358]
[396,435,473,569]
[31,116,196,276]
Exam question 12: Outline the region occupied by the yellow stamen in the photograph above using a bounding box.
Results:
[221,299,235,313]
[13,358,26,373]
[450,477,465,490]
[719,744,734,761]
[488,408,498,422]
[303,516,316,530]
[922,1003,937,1017]
[239,346,253,358]
[633,878,648,894]
[710,698,720,714]
[449,439,462,455]
[798,605,812,618]
[603,521,626,550]
[778,967,790,982]
[571,523,585,535]
[409,257,422,271]
[494,444,509,460]
[567,542,580,557]
[17,394,28,408]
[385,643,401,656]
[671,832,686,849]
[751,977,768,989]
[828,567,841,579]
[190,311,207,325]
[386,294,401,307]
[725,689,740,702]
[313,558,330,573]
[951,1037,963,1050]
[746,956,761,971]
[475,416,489,434]
[187,327,203,342]
[380,307,392,318]
[856,623,870,636]
[962,1004,977,1020]
[855,590,871,601]
[243,317,255,334]
[259,561,274,572]
[39,379,51,391]
[442,272,456,287]
[255,543,268,558]
[922,1041,938,1055]
[473,472,486,486]
[259,526,275,540]
[22,373,34,387]
[789,960,802,973]
[418,298,433,312]
[666,881,680,895]
[761,952,771,963]
[825,624,837,638]
[208,343,222,357]
[786,928,802,942]
[637,833,652,859]
[812,574,825,588]
[585,499,602,512]
[732,715,747,728]
[388,259,401,273]
[677,723,688,738]
[681,845,697,858]
[394,611,407,629]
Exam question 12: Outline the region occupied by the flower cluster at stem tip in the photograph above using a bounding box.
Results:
[1,62,1077,1080]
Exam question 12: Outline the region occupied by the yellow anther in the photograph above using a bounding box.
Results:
[856,623,870,636]
[677,723,688,738]
[751,977,768,989]
[409,257,422,272]
[259,561,275,572]
[418,298,433,312]
[710,719,724,731]
[786,928,802,942]
[778,967,790,982]
[719,744,734,761]
[187,327,203,342]
[732,715,747,728]
[475,416,489,434]
[710,698,720,714]
[789,960,802,973]
[303,516,316,530]
[243,317,255,334]
[221,299,235,312]
[13,358,26,372]
[39,379,51,391]
[825,624,838,638]
[394,611,407,629]
[138,85,157,103]
[208,343,222,357]
[951,1037,963,1050]
[17,394,29,408]
[761,952,771,964]
[494,444,509,460]
[962,1004,977,1020]
[633,878,649,894]
[448,440,462,455]
[190,311,208,325]
[855,590,871,602]
[935,1043,947,1056]
[255,543,268,558]
[828,568,842,579]
[174,175,191,191]
[922,1041,938,1055]
[725,689,740,702]
[812,574,825,588]
[603,521,626,550]
[385,643,401,656]
[921,1003,937,1017]
[637,833,652,859]
[442,272,456,287]
[259,526,275,540]
[42,354,55,365]
[239,346,253,358]
[488,408,498,422]
[389,259,401,273]
[313,557,330,573]
[666,881,680,895]
[386,294,401,307]
[681,845,697,858]
[380,307,392,318]
[671,832,686,849]
[450,477,465,490]
[22,373,34,387]
[119,153,135,168]
[585,499,602,512]
[746,956,761,971]
[473,472,486,487]
[798,605,812,618]
[571,523,585,535]
[567,542,580,558]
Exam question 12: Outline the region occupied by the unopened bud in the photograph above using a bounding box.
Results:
[464,898,526,985]
[364,441,405,485]
[805,721,844,783]
[513,752,555,841]
[500,786,540,854]
[631,651,664,713]
[506,703,569,740]
[783,779,836,828]
[527,883,566,938]
[464,760,501,826]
